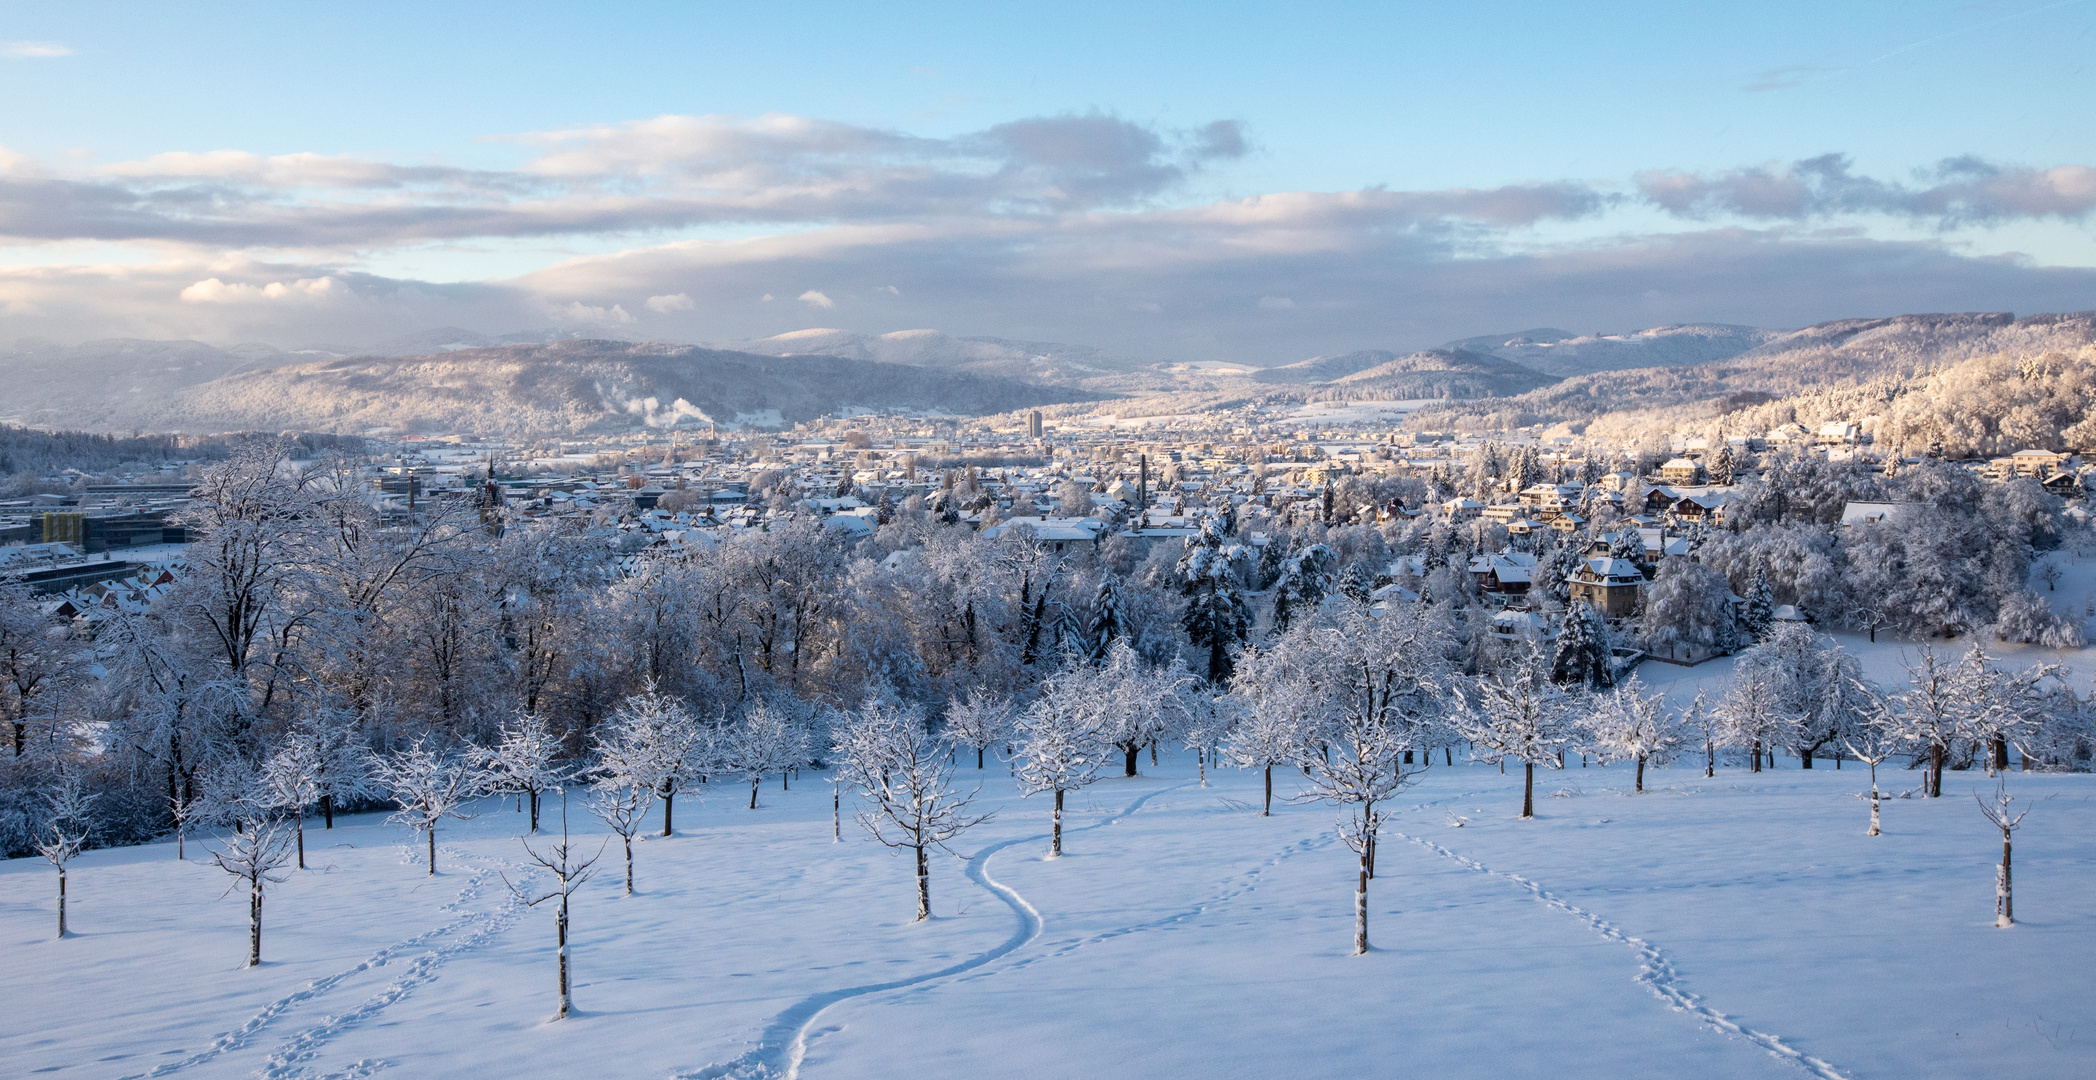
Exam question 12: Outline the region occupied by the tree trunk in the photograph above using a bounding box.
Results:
[1445,746,1453,766]
[322,794,335,830]
[248,879,263,967]
[1996,835,2013,928]
[1635,754,1645,794]
[662,791,675,836]
[1750,739,1762,773]
[1150,741,1158,766]
[1051,788,1064,857]
[832,779,841,841]
[556,895,573,1017]
[977,746,985,770]
[1263,765,1273,816]
[1522,761,1535,818]
[1352,861,1370,956]
[529,790,540,834]
[427,825,437,874]
[1705,737,1714,778]
[623,836,635,895]
[1928,743,1944,797]
[749,777,759,810]
[1867,767,1881,837]
[295,810,305,870]
[56,867,66,939]
[1801,746,1813,769]
[1123,743,1139,778]
[1991,734,2009,774]
[914,843,931,921]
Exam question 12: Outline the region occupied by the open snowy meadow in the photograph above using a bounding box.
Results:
[4,756,2090,1080]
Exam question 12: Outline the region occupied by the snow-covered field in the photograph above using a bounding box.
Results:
[7,756,2090,1079]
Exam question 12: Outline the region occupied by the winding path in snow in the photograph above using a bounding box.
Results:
[1390,831,1853,1080]
[674,781,1191,1080]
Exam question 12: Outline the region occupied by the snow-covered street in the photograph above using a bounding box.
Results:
[6,757,2089,1080]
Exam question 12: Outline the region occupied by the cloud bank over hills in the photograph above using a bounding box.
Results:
[0,111,2092,361]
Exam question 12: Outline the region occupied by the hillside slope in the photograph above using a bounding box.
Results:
[717,328,1151,384]
[1446,323,1782,377]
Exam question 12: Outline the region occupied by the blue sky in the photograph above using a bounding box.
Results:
[1,1,2091,358]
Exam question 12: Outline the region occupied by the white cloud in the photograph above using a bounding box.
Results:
[760,293,775,301]
[558,301,634,324]
[881,285,900,295]
[178,276,343,303]
[798,289,834,308]
[1258,296,1295,310]
[1,41,72,58]
[645,292,695,313]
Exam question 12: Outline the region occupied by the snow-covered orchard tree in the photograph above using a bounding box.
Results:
[1223,673,1315,817]
[1015,663,1114,856]
[1300,677,1417,956]
[843,703,990,920]
[1454,651,1580,818]
[597,684,707,835]
[1097,642,1195,777]
[1715,654,1793,774]
[1179,690,1235,787]
[728,699,806,809]
[1588,677,1684,793]
[373,738,492,874]
[941,686,1012,770]
[487,709,567,833]
[34,774,92,939]
[504,795,602,1019]
[209,815,297,967]
[1888,646,1965,797]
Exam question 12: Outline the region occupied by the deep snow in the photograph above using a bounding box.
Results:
[3,756,2091,1079]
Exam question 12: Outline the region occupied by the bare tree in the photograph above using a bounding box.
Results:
[597,684,706,836]
[373,738,491,875]
[504,795,603,1019]
[259,741,319,870]
[209,816,297,966]
[34,775,93,939]
[842,703,991,919]
[1297,684,1419,955]
[1975,779,2031,928]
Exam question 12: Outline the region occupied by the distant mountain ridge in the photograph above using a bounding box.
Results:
[1253,347,1559,399]
[714,328,1154,384]
[115,340,1103,435]
[1444,323,1782,377]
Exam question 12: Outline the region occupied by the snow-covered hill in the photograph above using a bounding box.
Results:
[0,338,305,429]
[1253,347,1557,399]
[1445,324,1783,377]
[3,760,2089,1079]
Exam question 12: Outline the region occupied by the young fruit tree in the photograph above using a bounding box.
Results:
[1014,662,1113,856]
[841,702,991,920]
[1844,690,1903,837]
[1975,779,2031,928]
[259,741,319,870]
[1226,644,1326,817]
[487,709,568,833]
[941,686,1012,770]
[373,738,491,875]
[1715,655,1792,774]
[208,814,297,967]
[503,795,604,1020]
[34,775,93,939]
[585,767,651,896]
[292,702,372,830]
[1889,646,1964,797]
[1587,677,1684,793]
[1453,651,1580,819]
[1301,691,1417,956]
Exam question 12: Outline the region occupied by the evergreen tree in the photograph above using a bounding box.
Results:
[1550,601,1614,690]
[1340,562,1375,605]
[1709,442,1736,485]
[1089,574,1127,659]
[1743,565,1775,641]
